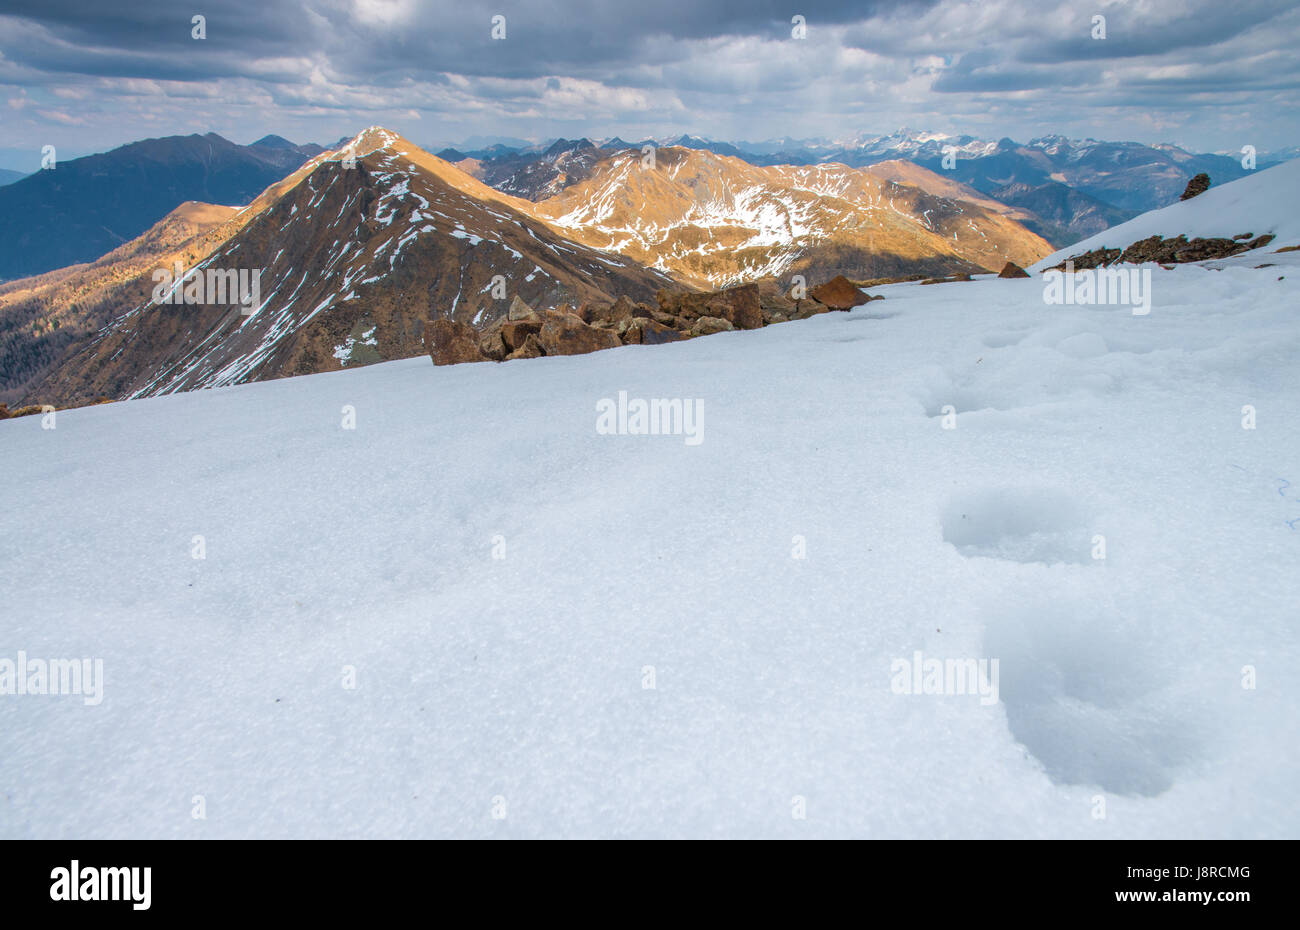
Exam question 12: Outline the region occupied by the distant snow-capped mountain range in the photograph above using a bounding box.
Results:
[435,127,1290,248]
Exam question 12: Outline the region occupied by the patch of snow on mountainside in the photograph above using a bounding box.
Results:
[2,263,1297,838]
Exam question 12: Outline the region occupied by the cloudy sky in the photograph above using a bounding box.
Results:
[0,0,1297,168]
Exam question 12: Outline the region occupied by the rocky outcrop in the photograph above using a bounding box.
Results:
[997,261,1031,278]
[1180,173,1210,201]
[1049,233,1276,271]
[425,276,883,367]
[655,283,765,330]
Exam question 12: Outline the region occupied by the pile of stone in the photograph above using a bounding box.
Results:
[425,276,881,366]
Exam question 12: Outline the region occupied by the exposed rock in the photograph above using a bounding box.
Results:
[720,283,765,329]
[505,333,545,360]
[6,405,46,418]
[508,295,540,322]
[1180,173,1210,201]
[997,261,1031,278]
[657,283,764,330]
[1050,233,1277,270]
[856,274,928,288]
[918,273,973,285]
[478,327,508,361]
[500,319,542,351]
[649,307,680,327]
[689,316,735,337]
[624,317,685,346]
[755,279,798,323]
[608,295,640,323]
[792,302,831,321]
[809,275,868,310]
[424,317,486,366]
[538,312,623,356]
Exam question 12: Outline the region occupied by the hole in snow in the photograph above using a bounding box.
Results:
[983,601,1199,797]
[941,487,1090,565]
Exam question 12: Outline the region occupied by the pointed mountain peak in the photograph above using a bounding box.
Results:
[333,127,405,161]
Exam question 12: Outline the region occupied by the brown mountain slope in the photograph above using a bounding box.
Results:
[861,159,1039,224]
[531,147,1054,288]
[0,201,241,404]
[33,129,676,404]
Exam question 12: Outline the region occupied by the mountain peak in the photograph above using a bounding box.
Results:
[251,134,298,150]
[335,127,403,160]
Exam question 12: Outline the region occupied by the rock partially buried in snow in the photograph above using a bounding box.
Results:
[810,275,868,310]
[998,261,1031,278]
[424,318,486,366]
[656,284,764,330]
[625,317,685,346]
[538,312,622,356]
[690,315,735,337]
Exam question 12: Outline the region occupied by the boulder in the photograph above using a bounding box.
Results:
[809,275,867,310]
[997,261,1031,278]
[650,307,680,327]
[479,328,508,361]
[508,295,539,322]
[1180,173,1210,201]
[424,318,486,366]
[625,317,686,346]
[500,319,541,351]
[505,333,545,360]
[755,279,799,322]
[722,282,765,329]
[689,315,735,337]
[538,312,623,356]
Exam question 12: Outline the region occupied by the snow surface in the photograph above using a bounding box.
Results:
[2,260,1299,838]
[1033,158,1300,270]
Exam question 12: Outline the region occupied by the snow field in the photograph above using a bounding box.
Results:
[1,258,1298,838]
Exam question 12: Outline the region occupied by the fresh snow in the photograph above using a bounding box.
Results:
[2,256,1297,838]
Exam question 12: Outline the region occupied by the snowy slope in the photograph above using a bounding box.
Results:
[1032,158,1300,270]
[2,260,1299,838]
